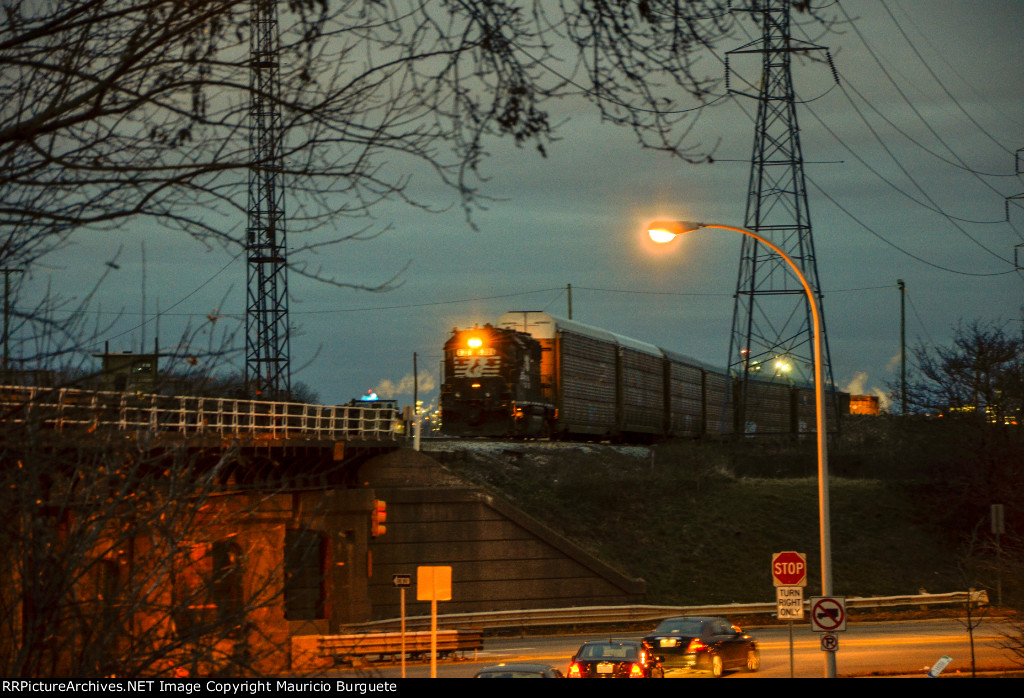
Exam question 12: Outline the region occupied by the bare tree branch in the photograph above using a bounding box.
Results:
[901,319,1023,421]
[0,1,843,270]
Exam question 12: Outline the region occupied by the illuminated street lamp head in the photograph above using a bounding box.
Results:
[647,220,704,243]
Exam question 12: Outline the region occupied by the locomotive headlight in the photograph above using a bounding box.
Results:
[456,334,495,356]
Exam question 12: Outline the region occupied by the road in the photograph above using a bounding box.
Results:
[332,619,1020,678]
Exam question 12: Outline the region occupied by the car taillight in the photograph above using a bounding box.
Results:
[686,638,706,652]
[629,663,645,678]
[568,662,581,678]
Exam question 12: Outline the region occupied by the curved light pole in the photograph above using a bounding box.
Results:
[649,220,835,677]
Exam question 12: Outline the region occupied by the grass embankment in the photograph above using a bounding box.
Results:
[443,438,967,606]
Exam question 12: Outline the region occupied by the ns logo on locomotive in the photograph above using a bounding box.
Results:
[441,311,847,440]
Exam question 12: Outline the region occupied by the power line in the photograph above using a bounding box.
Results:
[832,3,1022,216]
[709,39,1015,277]
[807,175,1019,277]
[780,6,1024,266]
[805,92,1019,253]
[20,282,923,323]
[877,0,1021,154]
[832,76,1019,180]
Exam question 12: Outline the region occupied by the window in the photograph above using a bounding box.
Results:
[173,539,245,636]
[211,540,243,620]
[283,529,327,621]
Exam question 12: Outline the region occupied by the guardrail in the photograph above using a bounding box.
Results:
[352,591,989,633]
[316,629,484,665]
[0,385,400,441]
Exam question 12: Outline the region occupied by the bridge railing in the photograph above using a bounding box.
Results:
[0,385,400,441]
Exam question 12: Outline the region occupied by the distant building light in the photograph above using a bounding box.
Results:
[849,395,880,416]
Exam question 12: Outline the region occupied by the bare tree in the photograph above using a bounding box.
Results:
[2,1,843,390]
[904,320,1023,421]
[0,1,837,279]
[0,288,331,677]
[889,321,1024,532]
[0,417,290,677]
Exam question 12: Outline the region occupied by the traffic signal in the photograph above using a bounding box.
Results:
[371,499,387,537]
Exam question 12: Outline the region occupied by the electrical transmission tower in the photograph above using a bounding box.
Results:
[726,0,837,431]
[246,0,291,399]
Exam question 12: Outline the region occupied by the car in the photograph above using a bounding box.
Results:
[643,616,759,677]
[567,639,664,678]
[473,662,564,678]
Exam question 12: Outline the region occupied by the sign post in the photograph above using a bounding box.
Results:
[810,595,845,679]
[772,552,807,678]
[993,503,1004,606]
[393,574,411,678]
[417,565,452,679]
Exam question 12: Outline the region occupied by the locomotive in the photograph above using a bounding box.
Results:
[441,311,846,440]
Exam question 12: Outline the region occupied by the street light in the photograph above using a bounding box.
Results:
[648,219,836,678]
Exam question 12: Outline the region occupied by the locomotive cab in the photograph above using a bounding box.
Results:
[441,324,553,437]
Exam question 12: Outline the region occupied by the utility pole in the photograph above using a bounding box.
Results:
[726,0,838,432]
[245,0,291,400]
[898,280,906,415]
[413,351,421,451]
[1,268,22,377]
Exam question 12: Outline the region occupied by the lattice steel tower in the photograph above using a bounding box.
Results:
[726,0,836,430]
[245,0,291,399]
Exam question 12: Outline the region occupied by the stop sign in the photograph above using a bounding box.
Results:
[772,551,807,587]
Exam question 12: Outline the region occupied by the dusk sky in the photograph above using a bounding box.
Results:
[22,1,1024,412]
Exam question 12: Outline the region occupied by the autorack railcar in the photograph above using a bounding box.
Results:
[441,310,844,440]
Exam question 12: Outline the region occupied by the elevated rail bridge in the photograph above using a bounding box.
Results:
[0,385,403,486]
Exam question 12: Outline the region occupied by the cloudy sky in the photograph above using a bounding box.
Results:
[22,1,1024,412]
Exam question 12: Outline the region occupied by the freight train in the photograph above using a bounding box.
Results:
[440,311,847,440]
